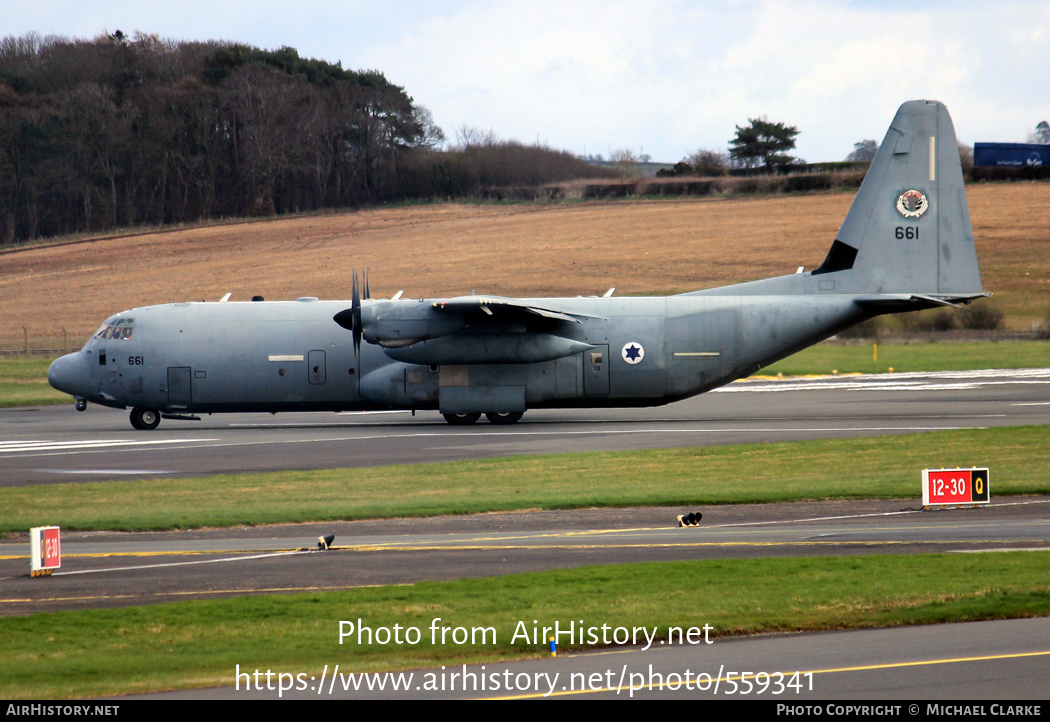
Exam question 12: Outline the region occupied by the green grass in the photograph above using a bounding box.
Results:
[2,553,1047,698]
[3,426,1048,533]
[0,358,68,408]
[760,340,1049,376]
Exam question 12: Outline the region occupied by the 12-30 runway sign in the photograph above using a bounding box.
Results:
[922,468,990,507]
[30,525,61,577]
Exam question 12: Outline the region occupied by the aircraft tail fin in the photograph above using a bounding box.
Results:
[813,100,983,297]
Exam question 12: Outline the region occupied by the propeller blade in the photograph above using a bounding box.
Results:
[351,269,362,356]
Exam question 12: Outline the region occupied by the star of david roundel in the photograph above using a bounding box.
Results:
[621,342,644,365]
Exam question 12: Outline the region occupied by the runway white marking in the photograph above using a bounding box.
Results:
[953,548,1050,553]
[52,549,314,576]
[718,370,1050,393]
[335,410,413,416]
[231,414,1006,429]
[36,469,179,475]
[4,427,978,460]
[0,439,217,454]
[723,381,1050,393]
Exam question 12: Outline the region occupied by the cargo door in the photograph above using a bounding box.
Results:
[167,367,192,408]
[583,344,609,396]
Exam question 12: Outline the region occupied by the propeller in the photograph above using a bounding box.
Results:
[333,267,368,358]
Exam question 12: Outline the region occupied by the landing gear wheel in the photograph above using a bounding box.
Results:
[130,407,161,430]
[442,412,481,426]
[486,411,523,425]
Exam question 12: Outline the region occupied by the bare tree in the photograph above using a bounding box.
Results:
[221,65,306,214]
[412,105,445,149]
[0,32,605,242]
[686,148,729,176]
[1028,121,1050,144]
[845,139,878,162]
[608,148,637,163]
[454,124,496,149]
[958,143,974,175]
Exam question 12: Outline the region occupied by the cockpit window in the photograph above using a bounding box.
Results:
[94,318,134,341]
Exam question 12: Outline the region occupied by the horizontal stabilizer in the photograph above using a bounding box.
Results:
[854,292,991,310]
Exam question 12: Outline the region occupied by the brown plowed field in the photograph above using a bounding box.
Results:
[2,182,1047,348]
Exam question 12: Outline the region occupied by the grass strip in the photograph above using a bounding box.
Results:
[759,340,1049,376]
[2,552,1048,698]
[0,358,68,408]
[2,426,1048,533]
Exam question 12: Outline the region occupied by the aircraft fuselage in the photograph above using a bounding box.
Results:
[49,291,868,419]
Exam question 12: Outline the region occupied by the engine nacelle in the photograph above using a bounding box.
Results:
[383,333,594,366]
[359,362,438,406]
[359,301,466,348]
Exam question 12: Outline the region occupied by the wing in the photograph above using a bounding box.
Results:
[336,295,602,352]
[432,295,604,323]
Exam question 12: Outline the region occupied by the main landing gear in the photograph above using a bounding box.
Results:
[130,407,161,430]
[485,411,523,425]
[441,411,524,425]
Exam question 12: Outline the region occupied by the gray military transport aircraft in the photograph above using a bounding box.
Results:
[49,100,986,429]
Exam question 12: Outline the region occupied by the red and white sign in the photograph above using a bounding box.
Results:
[30,526,61,574]
[922,468,990,507]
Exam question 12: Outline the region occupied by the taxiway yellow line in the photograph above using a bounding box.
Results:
[343,540,1050,552]
[492,649,1050,699]
[0,583,392,605]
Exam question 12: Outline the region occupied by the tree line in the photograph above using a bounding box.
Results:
[0,32,601,244]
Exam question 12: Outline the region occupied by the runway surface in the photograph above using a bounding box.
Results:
[3,368,1050,486]
[3,368,1049,700]
[166,617,1050,700]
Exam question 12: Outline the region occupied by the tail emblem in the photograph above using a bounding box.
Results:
[896,189,929,218]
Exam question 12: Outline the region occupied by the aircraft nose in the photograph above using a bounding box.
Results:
[48,353,90,398]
